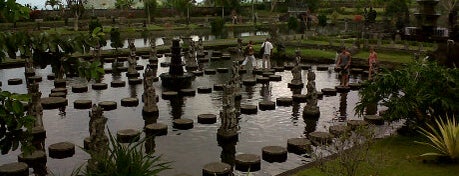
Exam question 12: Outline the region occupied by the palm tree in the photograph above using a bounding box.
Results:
[141,0,157,24]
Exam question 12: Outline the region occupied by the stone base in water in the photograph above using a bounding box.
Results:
[160,73,193,90]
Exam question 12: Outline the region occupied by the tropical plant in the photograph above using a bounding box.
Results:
[210,17,225,37]
[77,60,104,82]
[356,60,459,130]
[0,90,34,155]
[0,0,31,28]
[417,115,459,161]
[141,0,157,23]
[76,130,171,176]
[110,27,124,54]
[115,0,135,10]
[287,16,298,33]
[66,0,87,31]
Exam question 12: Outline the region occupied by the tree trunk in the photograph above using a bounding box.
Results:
[74,12,79,31]
[271,0,277,12]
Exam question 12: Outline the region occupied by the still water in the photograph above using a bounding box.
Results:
[0,54,379,176]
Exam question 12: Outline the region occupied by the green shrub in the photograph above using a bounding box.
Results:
[210,17,225,37]
[287,16,299,32]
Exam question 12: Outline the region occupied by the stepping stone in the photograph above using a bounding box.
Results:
[179,89,196,96]
[142,106,159,117]
[145,123,168,136]
[262,146,287,162]
[117,129,140,143]
[116,66,128,72]
[191,70,203,76]
[284,65,294,70]
[235,154,261,172]
[74,100,92,109]
[351,68,364,74]
[216,68,229,73]
[27,76,42,83]
[160,62,170,67]
[287,138,312,154]
[292,94,308,103]
[54,80,67,88]
[72,84,88,93]
[92,83,108,90]
[0,162,29,176]
[197,87,212,94]
[309,131,333,145]
[204,69,217,75]
[32,127,46,141]
[349,83,361,90]
[211,56,221,61]
[256,76,270,84]
[303,106,320,119]
[213,84,224,91]
[98,101,117,111]
[51,88,67,94]
[269,75,282,81]
[335,85,350,93]
[48,142,75,159]
[8,78,23,85]
[18,150,47,169]
[25,71,35,77]
[117,57,128,62]
[272,66,284,72]
[347,120,369,130]
[213,51,222,56]
[240,105,257,114]
[221,55,231,60]
[49,92,66,98]
[126,72,140,78]
[202,162,232,176]
[173,118,194,130]
[238,69,247,74]
[121,97,139,107]
[317,92,324,99]
[111,80,126,87]
[164,53,172,57]
[253,69,263,75]
[321,88,337,96]
[128,78,142,85]
[329,125,350,137]
[364,115,384,125]
[262,72,274,77]
[316,65,329,71]
[47,73,55,80]
[242,79,256,86]
[149,58,159,64]
[141,55,150,59]
[162,91,178,100]
[300,64,312,70]
[288,82,304,89]
[276,97,293,106]
[259,100,275,111]
[103,57,115,63]
[197,114,217,124]
[41,97,68,109]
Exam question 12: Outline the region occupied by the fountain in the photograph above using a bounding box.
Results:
[160,39,193,89]
[413,0,441,41]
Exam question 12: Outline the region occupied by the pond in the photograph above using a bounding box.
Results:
[0,51,389,176]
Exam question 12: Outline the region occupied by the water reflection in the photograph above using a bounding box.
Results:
[338,93,348,122]
[260,83,271,101]
[170,97,185,120]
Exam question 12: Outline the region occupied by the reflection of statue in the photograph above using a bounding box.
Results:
[112,59,121,76]
[88,104,108,171]
[57,58,65,80]
[338,93,348,121]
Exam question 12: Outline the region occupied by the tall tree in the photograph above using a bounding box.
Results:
[141,0,157,23]
[66,0,87,31]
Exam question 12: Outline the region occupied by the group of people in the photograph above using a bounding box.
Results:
[239,38,378,87]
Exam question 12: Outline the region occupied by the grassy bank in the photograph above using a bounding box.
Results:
[295,135,459,176]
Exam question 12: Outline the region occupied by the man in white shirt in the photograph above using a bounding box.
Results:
[261,38,273,69]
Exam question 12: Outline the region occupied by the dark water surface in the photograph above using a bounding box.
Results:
[0,55,388,176]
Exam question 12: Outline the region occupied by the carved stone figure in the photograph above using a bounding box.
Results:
[88,104,108,170]
[28,82,43,128]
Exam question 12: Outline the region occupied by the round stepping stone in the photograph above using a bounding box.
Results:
[288,82,304,89]
[117,66,128,72]
[173,118,194,130]
[145,123,168,136]
[160,62,170,67]
[117,57,128,62]
[202,162,232,176]
[8,78,23,85]
[72,84,88,93]
[204,69,217,75]
[128,78,142,85]
[73,100,92,109]
[240,105,257,114]
[103,57,115,63]
[317,92,324,99]
[284,65,294,70]
[197,87,212,94]
[0,162,28,176]
[47,73,55,80]
[349,83,361,90]
[32,127,46,141]
[238,69,247,74]
[221,55,231,60]
[242,79,256,86]
[303,106,320,118]
[49,92,66,98]
[197,114,217,124]
[329,125,350,137]
[51,88,67,94]
[18,150,47,168]
[321,88,337,96]
[213,84,224,91]
[41,97,68,109]
[162,91,178,100]
[364,115,384,125]
[117,129,140,143]
[98,101,117,111]
[269,75,282,81]
[179,89,196,96]
[276,97,293,106]
[235,154,261,172]
[164,53,172,57]
[83,137,91,150]
[191,70,204,76]
[300,64,312,70]
[216,68,229,73]
[256,76,270,84]
[54,80,67,88]
[0,81,2,86]
[262,72,274,77]
[142,106,159,117]
[253,69,263,75]
[141,55,150,59]
[259,100,275,111]
[121,97,139,107]
[27,76,42,83]
[126,72,140,78]
[309,131,333,145]
[347,120,369,130]
[48,142,75,159]
[25,71,35,77]
[351,68,364,74]
[287,138,312,154]
[262,146,287,162]
[316,65,329,71]
[149,58,158,64]
[102,68,112,73]
[111,80,126,87]
[335,85,350,93]
[273,66,284,72]
[92,83,108,90]
[292,94,308,103]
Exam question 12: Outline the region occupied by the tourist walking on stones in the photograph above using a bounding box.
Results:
[368,46,378,80]
[241,40,257,69]
[335,47,351,87]
[261,38,274,69]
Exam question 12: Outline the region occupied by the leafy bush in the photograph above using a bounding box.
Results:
[318,14,327,27]
[287,16,299,32]
[210,17,225,37]
[417,115,459,162]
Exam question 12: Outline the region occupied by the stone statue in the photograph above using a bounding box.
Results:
[128,38,136,57]
[88,104,108,170]
[143,65,154,90]
[218,61,241,139]
[127,53,137,75]
[27,81,43,128]
[197,37,204,56]
[291,63,302,85]
[149,38,157,60]
[303,70,320,118]
[143,65,158,117]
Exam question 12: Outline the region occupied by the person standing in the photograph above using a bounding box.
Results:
[368,47,378,80]
[241,40,257,69]
[335,47,351,87]
[261,38,273,69]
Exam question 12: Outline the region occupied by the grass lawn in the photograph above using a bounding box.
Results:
[295,134,459,176]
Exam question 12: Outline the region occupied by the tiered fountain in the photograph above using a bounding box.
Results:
[160,39,194,89]
[414,0,441,41]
